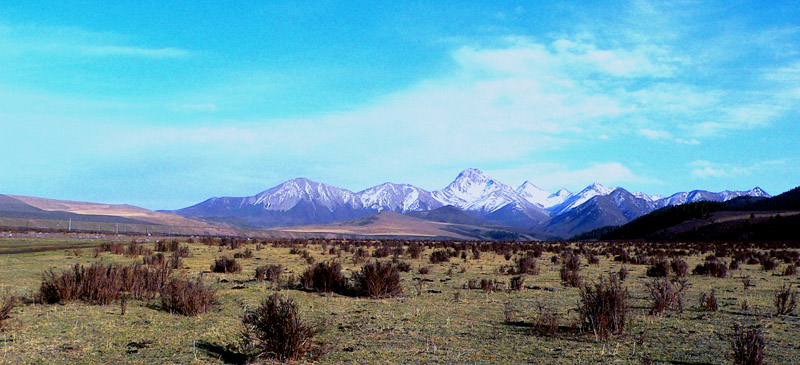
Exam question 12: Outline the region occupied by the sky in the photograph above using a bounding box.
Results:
[1,1,799,210]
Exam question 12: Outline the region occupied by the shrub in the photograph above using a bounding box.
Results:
[241,294,320,362]
[699,290,718,312]
[560,256,582,288]
[515,256,540,275]
[646,278,686,315]
[255,264,282,283]
[429,250,451,264]
[351,261,403,298]
[533,301,559,335]
[300,261,346,294]
[509,276,525,291]
[0,295,16,332]
[160,277,216,316]
[760,258,777,271]
[728,324,765,365]
[480,278,496,292]
[394,260,412,272]
[782,265,797,277]
[211,256,241,274]
[774,284,797,315]
[578,277,628,341]
[618,266,629,282]
[407,243,423,259]
[670,259,688,278]
[234,248,253,259]
[646,260,670,277]
[692,261,727,278]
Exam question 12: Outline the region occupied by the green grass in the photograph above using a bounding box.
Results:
[0,235,798,363]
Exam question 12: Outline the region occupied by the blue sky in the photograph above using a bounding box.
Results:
[1,1,798,209]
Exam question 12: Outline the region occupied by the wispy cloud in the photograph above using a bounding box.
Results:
[0,23,191,59]
[689,159,788,179]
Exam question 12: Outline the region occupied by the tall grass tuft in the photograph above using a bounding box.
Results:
[728,323,766,365]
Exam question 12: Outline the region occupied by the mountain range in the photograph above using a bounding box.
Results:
[171,168,770,239]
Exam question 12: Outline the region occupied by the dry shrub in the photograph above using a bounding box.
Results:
[533,301,559,335]
[578,277,629,341]
[351,261,403,298]
[618,266,629,282]
[255,264,282,283]
[160,276,216,316]
[760,258,777,271]
[515,256,540,275]
[646,260,670,277]
[670,259,688,278]
[480,278,496,292]
[407,243,423,259]
[0,295,16,332]
[699,289,719,312]
[429,250,451,264]
[241,294,320,362]
[560,255,582,288]
[782,265,797,277]
[234,248,254,259]
[211,256,241,274]
[692,261,727,278]
[394,260,412,273]
[124,241,152,257]
[646,278,686,315]
[509,276,525,291]
[729,324,766,365]
[300,261,346,294]
[774,284,797,315]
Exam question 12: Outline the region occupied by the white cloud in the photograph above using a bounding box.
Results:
[638,128,672,140]
[688,159,787,179]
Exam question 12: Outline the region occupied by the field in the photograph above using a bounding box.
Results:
[0,232,799,364]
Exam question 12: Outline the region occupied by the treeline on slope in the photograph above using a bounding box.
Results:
[573,185,800,241]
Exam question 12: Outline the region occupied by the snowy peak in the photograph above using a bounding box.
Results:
[433,168,511,210]
[516,181,552,208]
[550,182,616,215]
[654,187,771,208]
[251,177,360,211]
[357,182,443,213]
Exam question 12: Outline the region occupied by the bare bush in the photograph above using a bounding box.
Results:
[728,323,766,365]
[241,294,320,362]
[560,255,582,288]
[0,295,16,332]
[211,256,241,274]
[351,261,403,298]
[578,277,628,341]
[160,277,217,316]
[300,261,346,294]
[774,284,797,315]
[646,278,686,315]
[699,289,718,312]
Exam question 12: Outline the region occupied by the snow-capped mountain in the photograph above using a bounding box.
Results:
[433,168,522,212]
[431,168,550,227]
[248,178,361,211]
[550,182,615,216]
[358,183,443,213]
[173,168,771,236]
[516,182,572,208]
[653,187,770,209]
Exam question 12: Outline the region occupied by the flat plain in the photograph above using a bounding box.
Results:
[0,232,798,364]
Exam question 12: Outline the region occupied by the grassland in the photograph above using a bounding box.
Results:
[0,233,798,364]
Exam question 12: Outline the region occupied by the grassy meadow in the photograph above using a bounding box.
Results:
[0,232,798,364]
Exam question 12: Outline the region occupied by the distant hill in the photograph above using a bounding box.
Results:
[577,186,800,241]
[406,205,493,226]
[282,210,536,241]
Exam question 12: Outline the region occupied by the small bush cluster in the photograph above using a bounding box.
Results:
[255,264,283,283]
[646,260,670,277]
[160,277,217,316]
[211,256,242,274]
[515,256,540,275]
[578,277,628,341]
[429,250,451,264]
[692,261,727,278]
[533,301,559,335]
[240,294,320,362]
